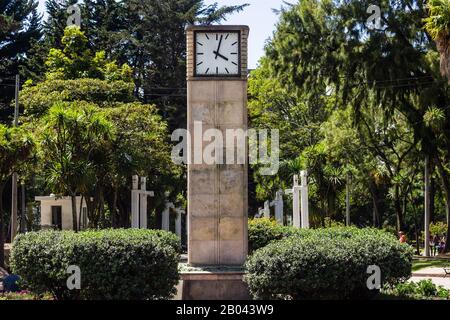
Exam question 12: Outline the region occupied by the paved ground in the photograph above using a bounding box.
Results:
[410,267,450,289]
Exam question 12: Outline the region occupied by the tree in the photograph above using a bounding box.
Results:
[38,102,114,231]
[40,0,248,131]
[0,125,34,267]
[0,0,41,121]
[424,0,450,82]
[22,27,180,229]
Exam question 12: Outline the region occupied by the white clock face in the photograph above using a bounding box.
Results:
[195,31,240,76]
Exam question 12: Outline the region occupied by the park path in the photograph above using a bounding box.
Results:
[410,267,450,289]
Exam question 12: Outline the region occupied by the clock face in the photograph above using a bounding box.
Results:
[195,31,240,77]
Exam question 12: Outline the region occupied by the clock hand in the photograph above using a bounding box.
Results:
[215,35,223,59]
[213,51,229,61]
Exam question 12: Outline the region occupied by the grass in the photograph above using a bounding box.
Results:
[412,259,450,272]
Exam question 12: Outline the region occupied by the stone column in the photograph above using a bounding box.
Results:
[270,190,284,225]
[162,202,172,231]
[139,177,147,229]
[131,175,139,228]
[300,170,309,229]
[175,208,183,238]
[286,175,301,228]
[263,201,270,219]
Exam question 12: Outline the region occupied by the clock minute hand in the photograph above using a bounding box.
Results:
[215,35,223,59]
[213,51,229,61]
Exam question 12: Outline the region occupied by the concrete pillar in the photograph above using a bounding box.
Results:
[175,209,183,238]
[300,170,309,229]
[270,190,284,225]
[139,177,147,229]
[131,175,139,228]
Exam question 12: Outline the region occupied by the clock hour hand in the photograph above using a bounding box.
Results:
[213,51,229,61]
[215,35,223,59]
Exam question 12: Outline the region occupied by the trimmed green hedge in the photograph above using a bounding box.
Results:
[10,229,180,300]
[248,218,300,252]
[244,227,413,300]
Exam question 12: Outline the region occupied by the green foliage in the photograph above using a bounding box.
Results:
[430,221,448,236]
[386,279,450,299]
[248,218,300,252]
[0,125,35,183]
[244,227,413,300]
[44,26,133,82]
[323,217,345,228]
[0,0,41,120]
[21,26,180,229]
[424,0,450,39]
[0,124,35,267]
[38,102,114,196]
[0,291,53,300]
[10,229,181,300]
[21,78,134,117]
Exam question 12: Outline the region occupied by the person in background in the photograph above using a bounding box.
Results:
[399,231,407,243]
[432,234,440,256]
[439,235,446,254]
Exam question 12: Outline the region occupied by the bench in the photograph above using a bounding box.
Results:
[444,267,450,277]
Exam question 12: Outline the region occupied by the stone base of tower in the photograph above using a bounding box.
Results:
[175,264,250,300]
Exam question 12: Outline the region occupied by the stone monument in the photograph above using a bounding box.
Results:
[270,190,284,225]
[131,175,154,229]
[180,25,250,300]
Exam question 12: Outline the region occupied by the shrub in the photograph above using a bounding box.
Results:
[248,218,301,252]
[429,221,447,236]
[386,279,450,300]
[244,227,413,300]
[10,229,180,300]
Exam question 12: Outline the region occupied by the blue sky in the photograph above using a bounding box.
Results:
[37,0,287,69]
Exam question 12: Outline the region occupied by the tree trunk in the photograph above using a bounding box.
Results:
[112,187,118,228]
[345,174,350,226]
[394,184,404,232]
[71,193,78,232]
[368,181,380,228]
[424,156,431,256]
[436,34,450,82]
[435,155,450,253]
[78,195,84,231]
[430,175,436,223]
[0,183,5,268]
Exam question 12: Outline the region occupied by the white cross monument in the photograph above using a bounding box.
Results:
[285,171,309,228]
[270,190,284,225]
[131,175,154,229]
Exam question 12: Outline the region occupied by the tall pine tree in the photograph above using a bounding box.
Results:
[0,0,41,122]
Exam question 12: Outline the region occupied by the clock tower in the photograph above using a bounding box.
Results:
[180,25,249,300]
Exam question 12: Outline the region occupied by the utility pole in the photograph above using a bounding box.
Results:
[424,155,431,257]
[10,74,19,242]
